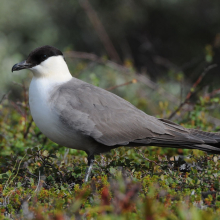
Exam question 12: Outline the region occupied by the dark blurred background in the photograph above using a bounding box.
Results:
[1,0,220,116]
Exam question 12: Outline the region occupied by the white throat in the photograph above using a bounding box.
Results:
[30,55,72,83]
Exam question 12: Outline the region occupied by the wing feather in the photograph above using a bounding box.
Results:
[50,78,171,146]
[50,78,220,153]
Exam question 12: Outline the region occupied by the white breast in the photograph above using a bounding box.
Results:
[29,78,61,142]
[29,77,96,152]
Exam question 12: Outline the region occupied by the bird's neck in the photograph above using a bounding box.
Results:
[30,56,72,83]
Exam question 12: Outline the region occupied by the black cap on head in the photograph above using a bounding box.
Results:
[12,45,63,72]
[26,45,63,66]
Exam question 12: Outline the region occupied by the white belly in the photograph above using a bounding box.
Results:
[29,78,93,151]
[29,78,63,142]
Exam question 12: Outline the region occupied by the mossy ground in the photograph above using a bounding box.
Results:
[1,64,220,219]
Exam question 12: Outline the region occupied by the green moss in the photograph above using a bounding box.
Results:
[1,66,220,219]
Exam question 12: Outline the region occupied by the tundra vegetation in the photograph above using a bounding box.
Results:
[1,58,220,220]
[1,0,220,219]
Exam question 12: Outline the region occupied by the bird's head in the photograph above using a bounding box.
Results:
[12,45,71,80]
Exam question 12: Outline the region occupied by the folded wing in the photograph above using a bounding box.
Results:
[50,78,220,154]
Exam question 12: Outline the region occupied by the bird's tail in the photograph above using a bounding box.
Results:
[132,119,220,154]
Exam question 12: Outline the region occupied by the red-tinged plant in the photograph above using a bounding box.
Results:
[115,184,140,214]
[101,186,111,206]
[51,212,65,220]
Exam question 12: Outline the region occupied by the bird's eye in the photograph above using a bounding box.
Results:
[43,54,47,58]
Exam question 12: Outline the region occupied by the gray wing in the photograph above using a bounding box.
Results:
[50,78,220,152]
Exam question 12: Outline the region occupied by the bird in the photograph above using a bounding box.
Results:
[12,45,220,182]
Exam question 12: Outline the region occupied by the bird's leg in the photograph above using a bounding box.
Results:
[84,155,94,182]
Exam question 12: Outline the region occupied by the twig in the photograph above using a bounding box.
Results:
[10,101,25,116]
[3,160,18,192]
[107,79,137,91]
[65,51,100,61]
[27,171,38,178]
[186,64,217,100]
[0,91,11,105]
[135,149,158,165]
[6,154,27,189]
[168,102,188,120]
[79,0,121,63]
[24,118,33,139]
[204,88,220,99]
[168,64,217,120]
[3,154,27,206]
[4,183,26,207]
[27,171,41,201]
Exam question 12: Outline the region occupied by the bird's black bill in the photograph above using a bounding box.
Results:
[12,60,32,72]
